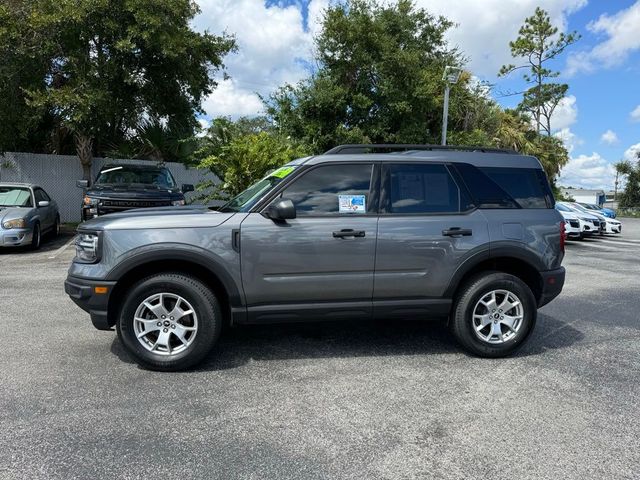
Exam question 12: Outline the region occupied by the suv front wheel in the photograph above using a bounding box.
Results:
[450,272,537,358]
[116,273,222,371]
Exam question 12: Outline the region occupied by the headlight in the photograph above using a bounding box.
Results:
[74,232,101,263]
[83,196,99,206]
[2,218,27,229]
[171,200,185,206]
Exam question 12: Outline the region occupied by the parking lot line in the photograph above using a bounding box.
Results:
[48,236,76,259]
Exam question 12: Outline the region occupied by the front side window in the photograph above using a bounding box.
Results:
[35,189,49,203]
[280,164,374,215]
[388,164,470,214]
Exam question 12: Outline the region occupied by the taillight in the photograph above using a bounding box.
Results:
[560,221,566,253]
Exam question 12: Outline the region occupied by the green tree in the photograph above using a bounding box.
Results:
[499,7,579,135]
[196,129,309,201]
[266,0,459,153]
[616,154,640,208]
[1,0,235,178]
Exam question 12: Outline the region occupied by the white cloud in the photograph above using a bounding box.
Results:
[567,1,640,75]
[600,129,619,145]
[550,95,578,131]
[414,0,587,77]
[193,0,330,118]
[554,127,582,154]
[202,79,264,118]
[630,105,640,122]
[623,142,640,162]
[559,152,616,190]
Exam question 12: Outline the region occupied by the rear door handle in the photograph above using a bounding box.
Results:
[333,229,366,238]
[442,227,472,237]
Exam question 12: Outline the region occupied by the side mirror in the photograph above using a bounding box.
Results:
[265,199,296,221]
[38,201,50,208]
[76,179,89,188]
[182,183,194,193]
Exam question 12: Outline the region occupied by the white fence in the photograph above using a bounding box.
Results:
[0,152,218,222]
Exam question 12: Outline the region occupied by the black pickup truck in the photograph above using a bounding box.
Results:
[77,164,194,221]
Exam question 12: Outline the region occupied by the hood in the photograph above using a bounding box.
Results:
[0,206,30,225]
[86,184,183,200]
[79,205,236,230]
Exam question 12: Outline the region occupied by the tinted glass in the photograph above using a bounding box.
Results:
[389,164,470,214]
[35,189,48,203]
[454,163,518,209]
[281,164,373,215]
[480,167,550,208]
[555,203,572,212]
[96,167,176,188]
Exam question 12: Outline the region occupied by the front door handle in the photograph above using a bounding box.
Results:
[333,229,366,238]
[442,227,473,237]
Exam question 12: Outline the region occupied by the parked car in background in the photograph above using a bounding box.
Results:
[578,202,616,218]
[0,183,60,249]
[77,164,194,221]
[568,202,621,234]
[556,202,602,236]
[554,204,582,239]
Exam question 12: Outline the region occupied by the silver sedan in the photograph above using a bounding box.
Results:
[0,183,60,250]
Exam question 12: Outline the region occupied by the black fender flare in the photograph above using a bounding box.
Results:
[105,243,243,307]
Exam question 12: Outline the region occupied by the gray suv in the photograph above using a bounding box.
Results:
[65,144,566,371]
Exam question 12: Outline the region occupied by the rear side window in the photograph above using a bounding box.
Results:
[480,167,551,208]
[388,164,472,214]
[454,164,552,209]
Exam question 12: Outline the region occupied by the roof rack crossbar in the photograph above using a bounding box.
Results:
[324,144,517,155]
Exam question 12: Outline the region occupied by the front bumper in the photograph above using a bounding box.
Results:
[64,275,117,330]
[538,267,566,308]
[0,228,33,247]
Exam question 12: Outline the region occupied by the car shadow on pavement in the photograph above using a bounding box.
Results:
[110,312,584,371]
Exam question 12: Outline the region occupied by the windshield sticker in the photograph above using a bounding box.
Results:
[271,166,295,179]
[339,195,366,213]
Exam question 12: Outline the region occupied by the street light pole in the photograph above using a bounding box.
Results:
[441,82,451,146]
[441,66,462,146]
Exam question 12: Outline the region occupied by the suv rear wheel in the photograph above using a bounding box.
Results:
[116,273,221,371]
[450,272,536,357]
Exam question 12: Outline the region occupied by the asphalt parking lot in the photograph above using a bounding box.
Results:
[1,222,639,480]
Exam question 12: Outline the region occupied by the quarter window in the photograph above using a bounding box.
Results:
[388,164,470,214]
[280,164,374,215]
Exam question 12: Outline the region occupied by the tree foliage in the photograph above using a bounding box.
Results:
[266,0,459,153]
[195,119,309,201]
[499,7,579,136]
[0,0,235,177]
[616,153,640,208]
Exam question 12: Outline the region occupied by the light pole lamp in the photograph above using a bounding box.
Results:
[441,66,462,146]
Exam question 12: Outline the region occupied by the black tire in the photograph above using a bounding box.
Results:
[116,273,222,371]
[450,272,537,358]
[30,223,41,250]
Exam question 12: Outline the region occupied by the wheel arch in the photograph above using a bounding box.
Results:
[106,247,243,329]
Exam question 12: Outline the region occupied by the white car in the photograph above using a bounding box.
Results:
[554,206,582,239]
[567,202,622,234]
[556,203,599,238]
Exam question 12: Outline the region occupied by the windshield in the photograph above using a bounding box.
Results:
[555,203,572,212]
[95,166,176,188]
[220,166,298,213]
[0,186,32,207]
[570,203,589,213]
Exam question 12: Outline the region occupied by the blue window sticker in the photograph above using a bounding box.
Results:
[338,194,366,213]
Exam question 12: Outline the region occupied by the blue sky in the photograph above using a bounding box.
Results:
[193,0,640,191]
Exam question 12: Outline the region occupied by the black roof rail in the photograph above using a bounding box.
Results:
[323,144,518,155]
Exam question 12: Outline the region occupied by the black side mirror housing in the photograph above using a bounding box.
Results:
[265,199,296,221]
[76,179,89,188]
[182,183,194,193]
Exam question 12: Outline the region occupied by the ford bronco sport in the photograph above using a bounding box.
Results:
[65,144,566,371]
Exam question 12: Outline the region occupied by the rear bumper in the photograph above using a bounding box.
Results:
[538,267,565,307]
[64,275,117,330]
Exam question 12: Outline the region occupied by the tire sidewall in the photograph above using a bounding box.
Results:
[453,273,537,357]
[117,274,220,370]
[31,223,41,250]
